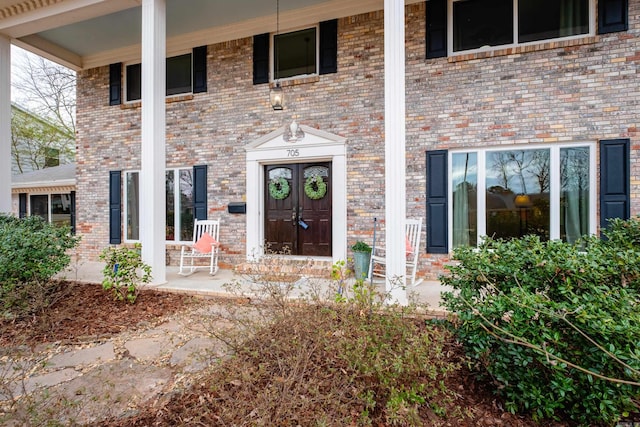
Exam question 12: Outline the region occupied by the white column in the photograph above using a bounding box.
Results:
[384,0,407,305]
[332,152,347,264]
[245,159,260,259]
[0,36,11,214]
[140,0,166,284]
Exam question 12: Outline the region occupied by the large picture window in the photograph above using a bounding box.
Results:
[451,0,592,53]
[126,53,192,102]
[450,143,595,248]
[125,168,194,242]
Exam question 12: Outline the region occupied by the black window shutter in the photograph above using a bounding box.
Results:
[426,150,448,253]
[18,193,27,218]
[70,191,76,234]
[109,171,122,244]
[193,165,208,221]
[192,46,208,93]
[600,139,630,231]
[319,19,338,75]
[426,0,447,59]
[109,63,122,106]
[598,0,628,34]
[253,33,270,85]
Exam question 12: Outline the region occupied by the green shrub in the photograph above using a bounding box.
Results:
[442,218,640,426]
[0,214,79,318]
[0,214,79,285]
[99,244,151,303]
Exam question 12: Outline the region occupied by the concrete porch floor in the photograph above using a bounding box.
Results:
[60,261,451,314]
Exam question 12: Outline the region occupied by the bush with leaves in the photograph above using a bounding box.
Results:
[100,244,151,304]
[441,218,640,426]
[0,213,79,285]
[0,214,79,317]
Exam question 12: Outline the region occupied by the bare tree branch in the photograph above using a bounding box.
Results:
[11,48,75,172]
[12,49,76,136]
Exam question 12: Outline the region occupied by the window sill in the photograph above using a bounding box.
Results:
[447,36,597,63]
[270,75,320,89]
[120,94,195,109]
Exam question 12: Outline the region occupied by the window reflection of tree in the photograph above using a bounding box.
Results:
[487,149,550,240]
[453,153,478,248]
[489,150,550,194]
[561,147,589,243]
[530,151,550,193]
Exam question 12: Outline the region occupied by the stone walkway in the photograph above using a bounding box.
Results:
[1,302,230,425]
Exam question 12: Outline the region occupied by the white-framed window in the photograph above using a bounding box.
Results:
[449,142,596,248]
[449,0,594,55]
[124,168,195,243]
[272,26,318,80]
[166,168,195,242]
[29,193,72,227]
[125,53,193,102]
[125,171,140,240]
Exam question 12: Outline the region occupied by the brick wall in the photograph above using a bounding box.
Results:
[76,2,639,279]
[405,1,639,276]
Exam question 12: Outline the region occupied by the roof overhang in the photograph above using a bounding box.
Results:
[0,0,420,71]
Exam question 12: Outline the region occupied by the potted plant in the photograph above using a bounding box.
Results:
[351,240,372,280]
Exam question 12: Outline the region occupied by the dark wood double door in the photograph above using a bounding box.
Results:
[264,162,332,256]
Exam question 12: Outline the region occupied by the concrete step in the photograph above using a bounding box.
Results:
[234,258,334,279]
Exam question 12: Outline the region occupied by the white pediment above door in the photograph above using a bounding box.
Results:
[246,122,346,159]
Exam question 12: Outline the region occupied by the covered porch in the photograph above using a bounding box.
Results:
[0,0,419,304]
[60,259,450,314]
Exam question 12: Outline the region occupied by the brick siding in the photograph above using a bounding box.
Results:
[76,2,639,279]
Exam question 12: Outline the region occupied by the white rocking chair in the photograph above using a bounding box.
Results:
[369,219,423,287]
[178,219,221,276]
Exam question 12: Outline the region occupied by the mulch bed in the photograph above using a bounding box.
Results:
[0,281,196,348]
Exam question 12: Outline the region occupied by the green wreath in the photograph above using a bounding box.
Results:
[304,175,327,200]
[269,177,290,200]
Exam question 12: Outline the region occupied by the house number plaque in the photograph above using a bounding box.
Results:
[286,149,300,157]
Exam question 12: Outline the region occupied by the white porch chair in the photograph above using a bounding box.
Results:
[369,219,423,287]
[178,219,221,276]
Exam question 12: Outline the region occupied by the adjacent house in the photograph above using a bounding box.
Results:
[0,0,636,301]
[11,162,76,232]
[10,103,75,231]
[11,103,74,174]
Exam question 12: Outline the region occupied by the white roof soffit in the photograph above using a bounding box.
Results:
[1,0,420,71]
[0,0,141,70]
[74,0,386,70]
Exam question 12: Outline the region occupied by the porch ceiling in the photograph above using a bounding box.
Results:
[0,0,419,71]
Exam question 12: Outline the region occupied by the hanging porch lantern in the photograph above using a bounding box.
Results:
[270,82,283,110]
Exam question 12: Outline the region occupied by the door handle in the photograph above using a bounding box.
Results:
[297,207,309,229]
[291,207,297,225]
